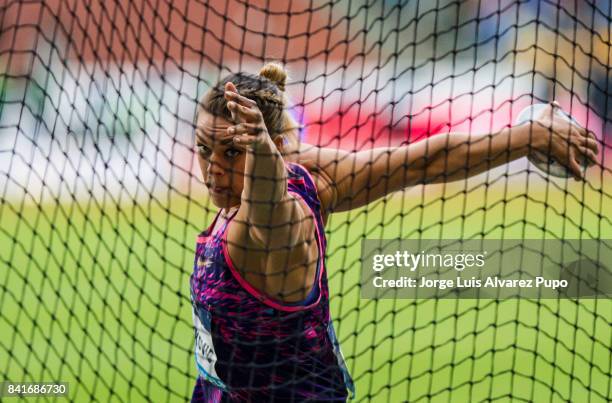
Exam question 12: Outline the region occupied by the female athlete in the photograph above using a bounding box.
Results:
[190,63,598,402]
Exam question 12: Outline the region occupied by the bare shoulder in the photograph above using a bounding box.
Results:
[295,158,335,221]
[298,143,352,170]
[297,143,355,215]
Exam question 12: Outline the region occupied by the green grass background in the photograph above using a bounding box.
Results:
[1,176,611,402]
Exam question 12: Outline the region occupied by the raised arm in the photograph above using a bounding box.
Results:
[224,83,315,249]
[300,105,599,213]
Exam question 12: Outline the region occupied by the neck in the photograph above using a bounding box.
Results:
[222,205,238,217]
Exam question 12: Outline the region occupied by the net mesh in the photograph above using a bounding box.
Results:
[1,0,611,401]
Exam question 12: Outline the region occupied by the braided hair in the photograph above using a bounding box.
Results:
[198,63,300,155]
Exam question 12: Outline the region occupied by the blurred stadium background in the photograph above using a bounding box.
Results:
[1,0,610,401]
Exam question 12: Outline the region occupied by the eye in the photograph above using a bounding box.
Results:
[197,144,211,157]
[224,148,241,159]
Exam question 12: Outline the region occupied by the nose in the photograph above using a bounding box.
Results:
[206,153,225,177]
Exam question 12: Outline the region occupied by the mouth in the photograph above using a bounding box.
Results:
[207,185,230,195]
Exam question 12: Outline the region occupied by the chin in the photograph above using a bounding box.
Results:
[210,193,239,210]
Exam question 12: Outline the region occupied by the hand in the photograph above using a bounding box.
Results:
[531,102,599,180]
[224,82,270,149]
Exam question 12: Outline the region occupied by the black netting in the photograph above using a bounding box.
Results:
[1,0,611,402]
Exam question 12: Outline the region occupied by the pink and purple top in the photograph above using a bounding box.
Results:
[190,163,355,402]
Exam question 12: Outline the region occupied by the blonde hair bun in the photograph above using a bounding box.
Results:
[259,62,288,92]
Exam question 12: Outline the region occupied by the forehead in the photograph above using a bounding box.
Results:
[195,111,233,144]
[196,111,232,131]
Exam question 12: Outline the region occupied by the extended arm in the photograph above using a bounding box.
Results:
[301,115,598,213]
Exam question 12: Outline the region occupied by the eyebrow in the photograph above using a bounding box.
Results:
[195,132,235,146]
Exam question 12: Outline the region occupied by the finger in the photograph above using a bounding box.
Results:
[567,148,583,180]
[225,81,238,93]
[225,90,240,122]
[571,129,597,156]
[225,90,257,108]
[572,123,593,139]
[582,137,599,154]
[586,130,597,141]
[584,149,598,166]
[232,134,260,145]
[584,132,599,154]
[226,101,242,123]
[227,123,265,135]
[570,133,583,148]
[574,139,597,165]
[566,124,586,146]
[568,132,593,154]
[573,137,600,160]
[227,101,262,123]
[573,145,599,167]
[570,124,598,145]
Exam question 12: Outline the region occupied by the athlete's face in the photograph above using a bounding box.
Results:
[195,111,245,210]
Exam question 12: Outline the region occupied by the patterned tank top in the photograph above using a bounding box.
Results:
[190,163,355,402]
